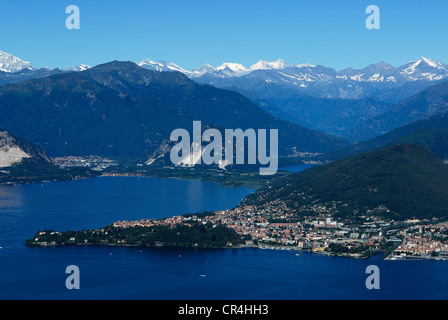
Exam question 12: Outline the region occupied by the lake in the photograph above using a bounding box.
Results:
[0,175,447,300]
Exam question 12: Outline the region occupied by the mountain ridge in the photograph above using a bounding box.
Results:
[321,112,448,162]
[1,49,446,103]
[0,61,349,159]
[244,143,448,221]
[137,57,448,101]
[345,80,448,141]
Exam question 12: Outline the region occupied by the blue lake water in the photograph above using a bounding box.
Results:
[0,175,448,300]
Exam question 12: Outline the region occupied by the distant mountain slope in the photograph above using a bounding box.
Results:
[323,112,448,161]
[345,80,448,142]
[244,144,448,220]
[371,79,446,104]
[0,61,348,158]
[249,94,390,136]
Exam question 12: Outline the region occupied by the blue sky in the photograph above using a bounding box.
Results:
[1,0,447,70]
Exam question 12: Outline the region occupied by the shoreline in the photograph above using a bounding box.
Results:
[25,236,448,261]
[23,240,394,260]
[29,242,448,261]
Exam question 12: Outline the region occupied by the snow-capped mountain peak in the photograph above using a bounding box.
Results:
[134,57,448,84]
[212,63,250,77]
[192,63,215,71]
[0,51,32,73]
[250,59,290,71]
[296,62,316,68]
[216,63,249,73]
[419,57,442,68]
[404,57,440,71]
[399,57,448,81]
[63,64,91,72]
[138,59,191,75]
[371,61,395,70]
[191,64,217,77]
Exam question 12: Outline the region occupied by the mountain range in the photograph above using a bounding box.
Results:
[138,57,448,101]
[2,50,448,161]
[0,50,90,73]
[0,51,91,87]
[2,50,447,102]
[137,57,448,139]
[0,61,348,161]
[139,57,448,84]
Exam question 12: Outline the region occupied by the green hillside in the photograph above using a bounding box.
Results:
[244,144,448,221]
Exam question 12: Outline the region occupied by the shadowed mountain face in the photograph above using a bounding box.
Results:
[247,94,390,137]
[345,80,448,142]
[321,112,448,162]
[244,144,448,220]
[0,61,349,158]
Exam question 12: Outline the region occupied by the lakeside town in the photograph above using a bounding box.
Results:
[110,200,448,260]
[52,156,119,171]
